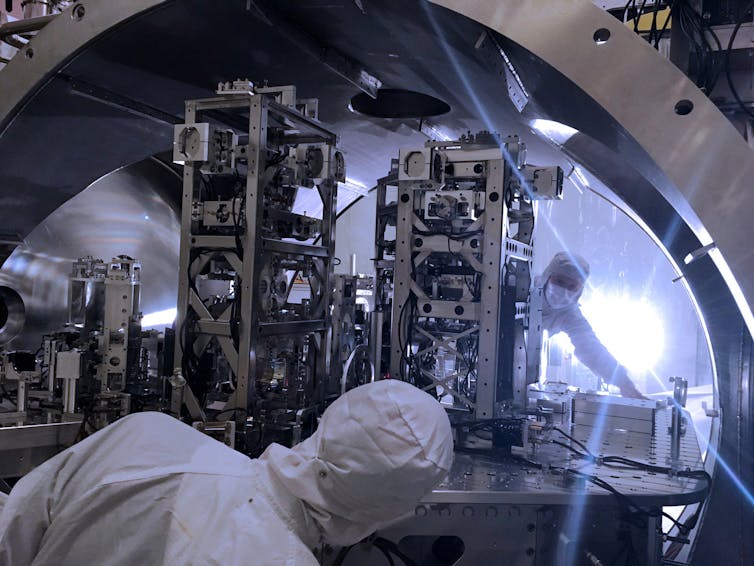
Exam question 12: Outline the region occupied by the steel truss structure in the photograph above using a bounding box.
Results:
[173,83,343,449]
[389,133,562,420]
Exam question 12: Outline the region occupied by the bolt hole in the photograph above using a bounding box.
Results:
[674,99,694,115]
[72,3,85,20]
[593,28,610,45]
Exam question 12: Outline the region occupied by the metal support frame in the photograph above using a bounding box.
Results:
[389,135,550,420]
[173,86,340,445]
[373,170,398,378]
[330,274,357,389]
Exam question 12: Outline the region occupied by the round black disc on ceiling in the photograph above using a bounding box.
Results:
[350,88,450,119]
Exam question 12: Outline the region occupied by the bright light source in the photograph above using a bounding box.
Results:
[529,119,579,145]
[579,291,665,372]
[141,307,177,329]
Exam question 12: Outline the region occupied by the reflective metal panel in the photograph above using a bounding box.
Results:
[0,159,180,349]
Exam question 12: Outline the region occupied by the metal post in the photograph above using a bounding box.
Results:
[235,95,267,416]
[669,376,688,464]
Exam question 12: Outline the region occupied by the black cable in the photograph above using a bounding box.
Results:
[653,1,675,49]
[600,455,713,485]
[725,0,754,118]
[332,545,354,566]
[704,23,723,94]
[633,0,649,32]
[552,439,592,459]
[675,0,723,94]
[375,545,396,566]
[458,421,711,541]
[687,3,717,93]
[621,0,633,22]
[677,2,709,89]
[566,469,654,529]
[646,0,659,45]
[373,537,417,566]
[549,453,712,537]
[553,426,595,458]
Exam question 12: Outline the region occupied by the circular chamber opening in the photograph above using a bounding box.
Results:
[349,88,450,119]
[0,287,26,345]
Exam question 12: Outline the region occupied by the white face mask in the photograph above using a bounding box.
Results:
[545,282,579,309]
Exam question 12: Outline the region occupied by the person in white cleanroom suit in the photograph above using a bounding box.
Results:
[539,251,643,399]
[0,379,453,566]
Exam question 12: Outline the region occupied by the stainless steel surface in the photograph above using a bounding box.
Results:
[0,159,180,350]
[0,421,78,477]
[572,394,657,434]
[429,407,705,506]
[337,401,705,565]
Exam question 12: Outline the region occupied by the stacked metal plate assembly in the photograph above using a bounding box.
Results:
[172,82,345,453]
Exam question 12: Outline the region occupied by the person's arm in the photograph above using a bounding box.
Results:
[559,307,643,398]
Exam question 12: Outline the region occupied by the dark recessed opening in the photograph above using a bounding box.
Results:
[0,298,7,330]
[593,28,611,45]
[397,535,465,566]
[674,99,694,115]
[0,286,25,345]
[350,88,450,119]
